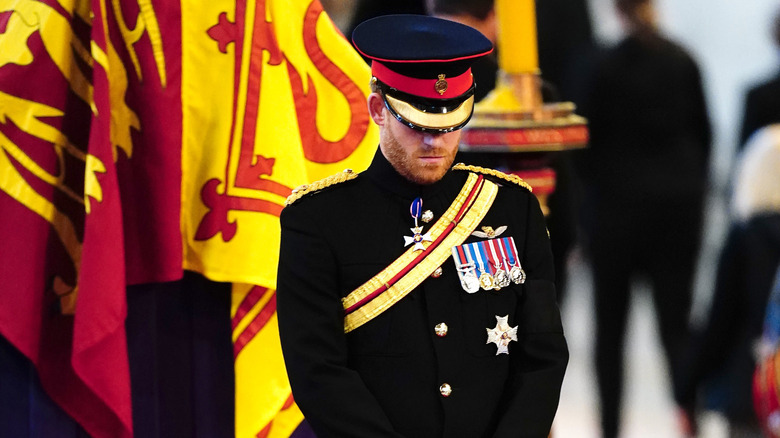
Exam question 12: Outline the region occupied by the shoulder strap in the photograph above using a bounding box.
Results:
[342,173,498,333]
[284,169,358,206]
[452,163,533,192]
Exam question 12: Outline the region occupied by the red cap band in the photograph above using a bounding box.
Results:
[372,61,473,100]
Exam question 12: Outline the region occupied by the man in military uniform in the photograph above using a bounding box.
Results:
[276,15,568,438]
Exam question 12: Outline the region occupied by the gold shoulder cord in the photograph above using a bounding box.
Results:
[452,163,533,192]
[284,169,358,206]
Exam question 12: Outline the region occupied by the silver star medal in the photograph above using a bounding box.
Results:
[486,315,518,355]
[404,197,432,251]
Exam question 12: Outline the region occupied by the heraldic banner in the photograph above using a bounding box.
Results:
[0,0,377,436]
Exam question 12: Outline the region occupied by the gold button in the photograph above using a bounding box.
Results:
[439,383,452,397]
[431,266,443,278]
[435,323,448,337]
[422,210,434,223]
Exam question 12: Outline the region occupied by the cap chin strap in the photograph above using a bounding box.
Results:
[383,93,475,133]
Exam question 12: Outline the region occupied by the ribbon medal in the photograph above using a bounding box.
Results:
[452,236,524,293]
[452,244,480,293]
[501,237,526,284]
[472,242,495,290]
[452,241,494,292]
[489,239,511,288]
[404,197,432,251]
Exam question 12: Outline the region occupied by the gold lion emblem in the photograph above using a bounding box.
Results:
[434,74,448,95]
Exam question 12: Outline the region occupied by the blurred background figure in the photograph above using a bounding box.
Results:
[675,124,780,438]
[533,0,595,305]
[738,11,780,150]
[345,0,426,44]
[575,0,712,436]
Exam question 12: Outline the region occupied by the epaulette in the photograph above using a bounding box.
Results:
[284,169,359,206]
[452,163,533,192]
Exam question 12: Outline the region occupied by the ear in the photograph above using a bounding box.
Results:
[367,93,387,126]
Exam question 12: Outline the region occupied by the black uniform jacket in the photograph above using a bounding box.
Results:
[277,151,569,438]
[579,34,711,203]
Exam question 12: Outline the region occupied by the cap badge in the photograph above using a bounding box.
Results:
[434,74,448,95]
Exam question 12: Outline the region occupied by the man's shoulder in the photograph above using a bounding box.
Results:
[451,163,533,193]
[284,169,361,207]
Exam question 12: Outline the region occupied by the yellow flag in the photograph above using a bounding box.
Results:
[181,0,377,289]
[180,0,377,436]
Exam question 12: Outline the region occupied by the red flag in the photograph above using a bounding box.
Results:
[0,0,185,435]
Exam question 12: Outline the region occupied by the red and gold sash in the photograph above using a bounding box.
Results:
[342,172,498,332]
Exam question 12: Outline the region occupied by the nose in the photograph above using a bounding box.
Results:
[422,132,446,148]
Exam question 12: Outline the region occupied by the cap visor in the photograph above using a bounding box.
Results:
[385,94,474,132]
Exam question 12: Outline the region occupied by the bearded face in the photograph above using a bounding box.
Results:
[379,115,461,185]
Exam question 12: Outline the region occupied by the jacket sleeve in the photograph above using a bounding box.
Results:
[276,205,404,438]
[673,223,745,408]
[493,192,569,438]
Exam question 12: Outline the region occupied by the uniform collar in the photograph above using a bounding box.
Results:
[363,148,452,200]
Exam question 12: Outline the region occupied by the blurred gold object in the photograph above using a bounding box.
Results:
[462,71,588,152]
[496,0,539,74]
[461,0,588,220]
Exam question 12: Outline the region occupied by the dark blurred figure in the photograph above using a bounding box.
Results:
[738,10,780,149]
[427,0,594,303]
[345,0,426,41]
[535,0,596,104]
[533,0,596,305]
[675,124,780,438]
[576,0,712,437]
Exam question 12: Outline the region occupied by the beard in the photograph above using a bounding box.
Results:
[381,128,458,185]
